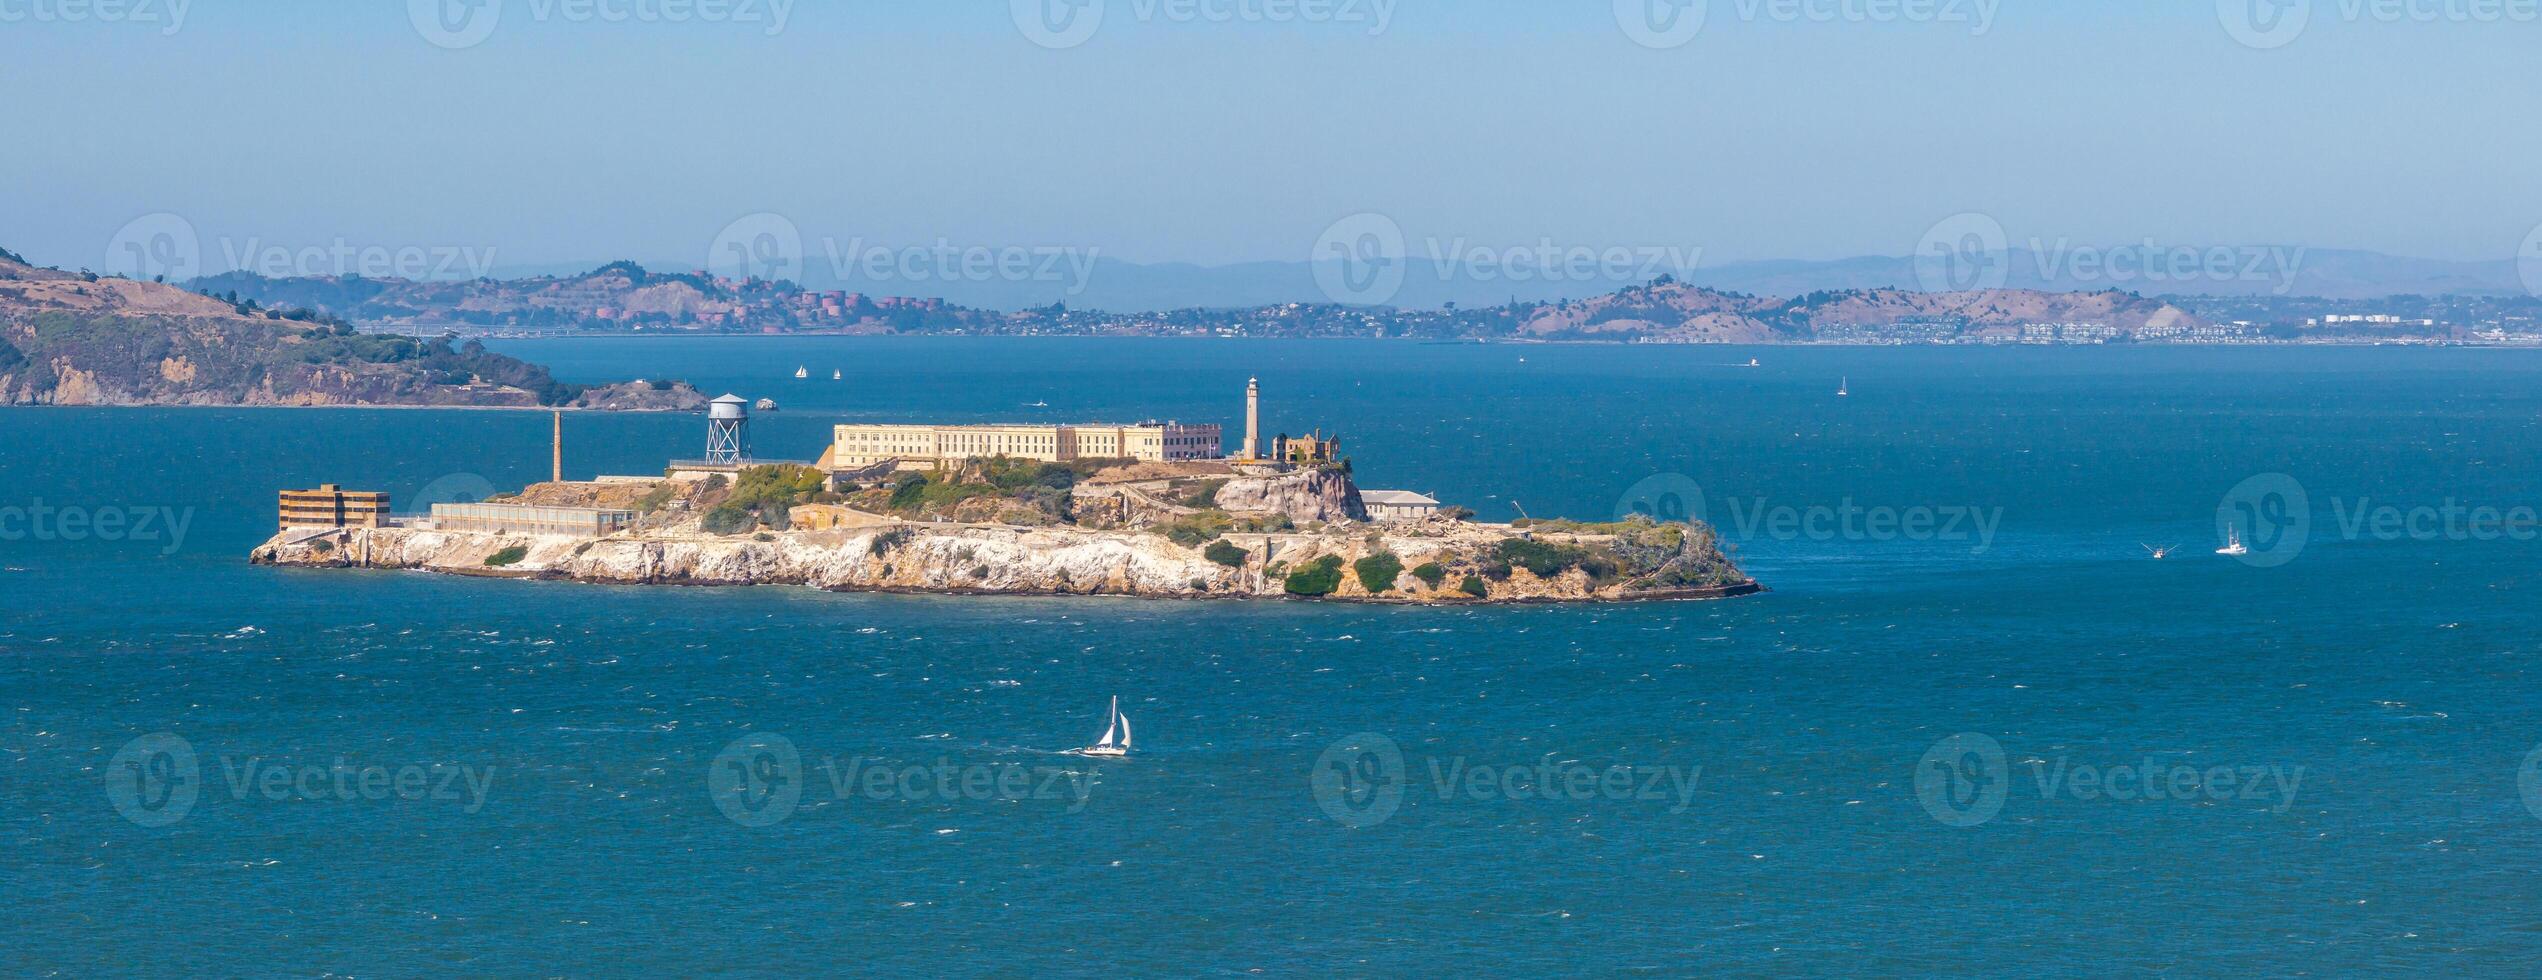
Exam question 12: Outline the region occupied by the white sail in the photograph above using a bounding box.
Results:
[1119,711,1132,751]
[1094,696,1120,747]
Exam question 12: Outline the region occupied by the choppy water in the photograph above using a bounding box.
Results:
[6,339,2542,974]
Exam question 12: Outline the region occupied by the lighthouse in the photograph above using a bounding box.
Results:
[1242,377,1260,461]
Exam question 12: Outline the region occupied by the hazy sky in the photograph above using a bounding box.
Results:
[5,1,2538,277]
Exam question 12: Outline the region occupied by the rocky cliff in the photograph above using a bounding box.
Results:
[1204,466,1366,524]
[251,517,1759,605]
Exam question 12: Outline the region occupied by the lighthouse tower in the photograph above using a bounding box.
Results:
[1242,378,1261,461]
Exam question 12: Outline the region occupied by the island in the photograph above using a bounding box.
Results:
[251,386,1758,604]
[0,248,703,409]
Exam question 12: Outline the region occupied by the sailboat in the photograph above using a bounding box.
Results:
[793,365,808,379]
[2217,527,2250,557]
[1079,696,1131,758]
[831,369,842,381]
[1837,376,1850,397]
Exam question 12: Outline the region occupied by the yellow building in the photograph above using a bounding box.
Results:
[279,484,392,529]
[827,421,1222,470]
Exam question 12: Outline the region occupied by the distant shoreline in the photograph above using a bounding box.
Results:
[468,332,2542,350]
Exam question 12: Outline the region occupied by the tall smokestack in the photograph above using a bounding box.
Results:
[552,410,563,483]
[1243,377,1260,460]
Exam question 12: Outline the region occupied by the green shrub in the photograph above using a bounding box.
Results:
[700,504,755,535]
[483,545,529,567]
[1494,538,1590,578]
[752,532,774,542]
[1204,539,1249,567]
[310,538,334,554]
[1180,478,1228,508]
[1354,552,1403,593]
[634,484,677,514]
[1283,555,1346,596]
[870,526,914,555]
[1412,562,1445,587]
[723,464,826,529]
[1459,575,1489,598]
[1158,510,1233,547]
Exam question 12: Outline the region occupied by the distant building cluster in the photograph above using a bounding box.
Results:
[2310,314,2436,327]
[2019,322,2123,344]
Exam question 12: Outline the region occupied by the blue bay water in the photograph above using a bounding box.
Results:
[5,339,2542,974]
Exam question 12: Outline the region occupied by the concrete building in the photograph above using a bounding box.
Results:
[1360,490,1441,522]
[826,421,1222,470]
[279,484,392,529]
[427,502,635,537]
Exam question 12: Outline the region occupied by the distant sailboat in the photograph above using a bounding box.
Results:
[1837,376,1850,397]
[832,369,842,381]
[793,365,808,379]
[1745,358,1761,368]
[2217,527,2250,557]
[2143,543,2176,560]
[1079,696,1131,758]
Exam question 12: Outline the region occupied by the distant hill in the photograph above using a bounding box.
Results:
[423,244,2525,312]
[0,250,702,408]
[192,260,2231,343]
[1495,279,2203,342]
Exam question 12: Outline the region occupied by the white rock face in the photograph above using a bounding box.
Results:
[1214,467,1365,524]
[257,519,1758,605]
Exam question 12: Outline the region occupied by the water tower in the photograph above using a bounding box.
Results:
[706,394,751,463]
